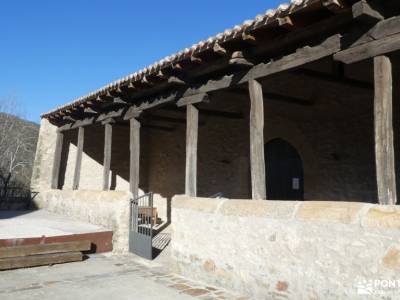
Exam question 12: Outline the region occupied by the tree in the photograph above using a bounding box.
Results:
[0,96,38,199]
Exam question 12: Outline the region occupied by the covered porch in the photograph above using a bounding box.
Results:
[48,48,399,206]
[31,1,400,298]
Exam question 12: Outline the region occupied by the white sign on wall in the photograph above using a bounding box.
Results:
[292,178,300,190]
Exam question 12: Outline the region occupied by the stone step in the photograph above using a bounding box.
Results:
[0,240,91,259]
[0,251,83,271]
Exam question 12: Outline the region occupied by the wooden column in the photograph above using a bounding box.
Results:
[51,130,64,189]
[249,79,266,200]
[103,119,114,191]
[129,118,141,198]
[72,126,85,190]
[185,104,198,197]
[374,55,397,205]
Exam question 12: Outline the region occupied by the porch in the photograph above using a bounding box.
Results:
[30,1,400,298]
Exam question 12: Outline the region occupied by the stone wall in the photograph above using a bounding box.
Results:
[35,189,130,253]
[171,195,400,300]
[31,118,58,192]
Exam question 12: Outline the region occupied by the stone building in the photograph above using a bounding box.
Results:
[32,0,400,299]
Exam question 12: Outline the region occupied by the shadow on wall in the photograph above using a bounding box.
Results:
[58,124,129,191]
[56,121,184,226]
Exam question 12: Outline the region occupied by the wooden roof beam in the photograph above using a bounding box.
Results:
[97,108,125,123]
[335,16,400,63]
[241,32,257,46]
[189,34,341,96]
[141,75,155,87]
[177,93,209,107]
[190,55,203,64]
[276,16,294,30]
[125,81,138,92]
[63,115,76,122]
[113,97,129,105]
[123,107,142,120]
[71,117,95,129]
[229,51,254,67]
[60,34,340,121]
[352,0,384,25]
[322,0,347,14]
[168,76,187,86]
[153,34,341,110]
[84,107,100,114]
[213,43,228,56]
[171,63,184,72]
[156,70,167,80]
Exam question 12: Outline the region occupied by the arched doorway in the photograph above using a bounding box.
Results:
[265,139,304,200]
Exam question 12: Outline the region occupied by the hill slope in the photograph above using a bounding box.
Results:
[0,113,39,190]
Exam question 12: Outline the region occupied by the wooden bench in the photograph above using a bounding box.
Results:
[0,240,91,271]
[138,207,158,225]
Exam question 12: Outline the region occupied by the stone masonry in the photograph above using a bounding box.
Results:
[171,195,400,300]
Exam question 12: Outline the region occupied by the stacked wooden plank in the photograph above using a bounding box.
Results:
[0,240,91,271]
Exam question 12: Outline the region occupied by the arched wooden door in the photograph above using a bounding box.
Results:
[265,139,304,200]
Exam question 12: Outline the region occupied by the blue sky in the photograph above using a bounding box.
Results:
[0,0,282,123]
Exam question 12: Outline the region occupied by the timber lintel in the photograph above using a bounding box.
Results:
[177,93,210,107]
[124,107,142,120]
[335,31,400,64]
[352,0,384,25]
[101,118,116,125]
[58,123,72,132]
[97,108,125,123]
[334,15,400,64]
[71,117,95,129]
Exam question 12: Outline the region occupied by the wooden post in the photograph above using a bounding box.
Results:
[185,104,198,197]
[249,79,266,200]
[374,55,397,205]
[72,126,84,190]
[103,120,114,191]
[51,130,64,189]
[129,118,141,198]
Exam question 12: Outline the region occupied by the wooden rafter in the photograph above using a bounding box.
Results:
[352,0,384,24]
[56,33,342,127]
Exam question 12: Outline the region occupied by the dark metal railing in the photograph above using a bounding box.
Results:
[0,187,30,199]
[130,192,154,260]
[132,193,154,237]
[0,186,33,209]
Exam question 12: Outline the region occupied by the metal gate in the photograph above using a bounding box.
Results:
[129,193,154,260]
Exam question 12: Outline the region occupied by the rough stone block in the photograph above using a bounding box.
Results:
[172,195,222,214]
[296,201,364,224]
[220,200,296,219]
[363,206,400,229]
[382,246,400,270]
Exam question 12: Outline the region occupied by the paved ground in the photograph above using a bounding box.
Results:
[0,254,249,300]
[0,210,106,239]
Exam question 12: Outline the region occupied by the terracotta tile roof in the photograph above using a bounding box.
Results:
[42,0,321,118]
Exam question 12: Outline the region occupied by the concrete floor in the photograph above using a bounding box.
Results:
[0,254,248,300]
[0,210,106,239]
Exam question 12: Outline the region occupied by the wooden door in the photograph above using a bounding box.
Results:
[265,139,304,200]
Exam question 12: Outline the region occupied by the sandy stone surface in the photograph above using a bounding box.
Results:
[0,254,250,300]
[0,210,107,239]
[172,196,400,300]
